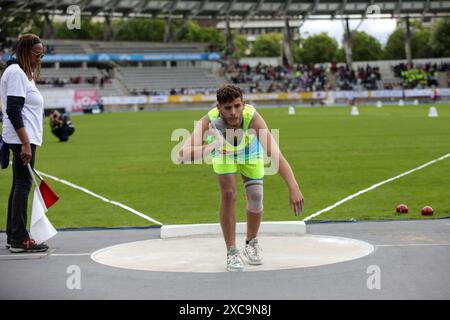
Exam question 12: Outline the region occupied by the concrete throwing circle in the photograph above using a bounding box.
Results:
[91,235,374,273]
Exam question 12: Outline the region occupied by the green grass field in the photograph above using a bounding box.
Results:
[1,103,449,229]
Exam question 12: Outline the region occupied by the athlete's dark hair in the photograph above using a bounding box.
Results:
[216,85,243,104]
[14,33,42,81]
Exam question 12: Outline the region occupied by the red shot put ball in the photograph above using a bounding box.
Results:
[396,204,408,214]
[421,206,434,216]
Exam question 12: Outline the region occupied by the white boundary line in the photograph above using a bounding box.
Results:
[2,244,449,258]
[51,253,92,256]
[35,170,163,226]
[303,153,450,222]
[0,253,92,258]
[376,243,450,247]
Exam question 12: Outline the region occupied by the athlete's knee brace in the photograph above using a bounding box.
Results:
[245,181,263,213]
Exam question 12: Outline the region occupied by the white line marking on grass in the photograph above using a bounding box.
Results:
[303,153,450,222]
[35,170,163,226]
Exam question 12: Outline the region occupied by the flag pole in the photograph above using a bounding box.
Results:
[32,166,44,181]
[27,164,47,212]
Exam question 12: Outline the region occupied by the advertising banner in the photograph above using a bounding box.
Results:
[72,89,99,112]
[370,90,403,98]
[404,89,433,97]
[100,95,147,105]
[1,52,221,62]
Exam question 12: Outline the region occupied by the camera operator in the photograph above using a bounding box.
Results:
[49,110,75,142]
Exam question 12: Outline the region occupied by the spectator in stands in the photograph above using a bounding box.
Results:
[431,85,439,102]
[36,60,440,96]
[45,45,54,54]
[53,78,65,87]
[400,68,427,88]
[330,59,338,73]
[225,62,335,93]
[49,110,75,142]
[392,62,449,89]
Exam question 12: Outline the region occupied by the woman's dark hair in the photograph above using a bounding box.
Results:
[15,33,42,81]
[216,85,243,104]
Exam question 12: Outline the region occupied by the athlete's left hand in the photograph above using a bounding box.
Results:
[289,186,304,216]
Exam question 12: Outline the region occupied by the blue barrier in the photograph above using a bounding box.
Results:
[1,52,221,62]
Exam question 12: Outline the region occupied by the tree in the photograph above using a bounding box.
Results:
[171,19,188,41]
[383,28,405,59]
[173,21,224,49]
[54,17,104,40]
[296,33,338,64]
[22,16,45,38]
[413,28,432,58]
[0,11,43,39]
[336,48,346,62]
[252,33,283,57]
[234,34,249,57]
[430,18,450,57]
[351,31,383,61]
[113,18,165,41]
[292,39,302,63]
[383,20,433,59]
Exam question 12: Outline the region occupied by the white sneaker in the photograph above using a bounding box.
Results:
[227,247,245,272]
[244,238,263,265]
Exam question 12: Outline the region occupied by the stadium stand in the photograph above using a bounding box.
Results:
[37,67,119,96]
[392,62,450,88]
[1,38,222,96]
[2,39,208,55]
[225,62,382,93]
[41,40,86,54]
[2,39,87,54]
[224,59,450,93]
[2,37,449,99]
[89,41,206,54]
[116,66,223,95]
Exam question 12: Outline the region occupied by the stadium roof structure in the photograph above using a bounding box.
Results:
[1,0,450,20]
[1,1,448,67]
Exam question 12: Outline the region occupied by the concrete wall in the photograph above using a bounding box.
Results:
[239,57,281,67]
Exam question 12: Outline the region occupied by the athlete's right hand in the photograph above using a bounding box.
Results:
[209,123,225,149]
[289,186,304,216]
[21,143,32,165]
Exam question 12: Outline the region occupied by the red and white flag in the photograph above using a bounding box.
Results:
[27,164,59,244]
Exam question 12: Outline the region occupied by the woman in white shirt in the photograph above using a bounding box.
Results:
[0,33,48,253]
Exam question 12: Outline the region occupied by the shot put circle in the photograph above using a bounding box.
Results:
[91,234,374,273]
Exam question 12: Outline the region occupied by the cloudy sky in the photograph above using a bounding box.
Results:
[300,18,398,46]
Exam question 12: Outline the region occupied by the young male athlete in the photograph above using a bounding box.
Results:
[178,85,304,272]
